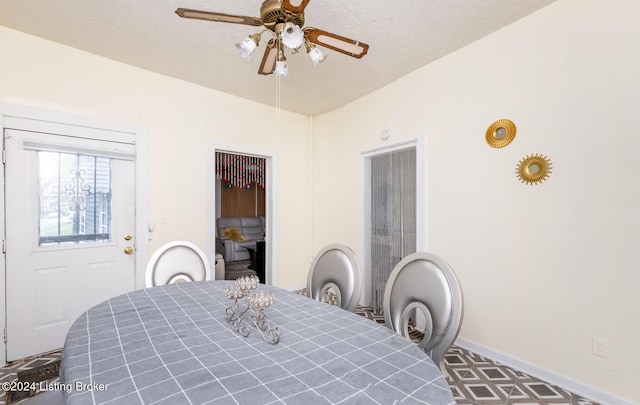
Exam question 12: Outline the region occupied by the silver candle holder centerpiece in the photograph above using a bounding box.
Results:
[224,275,280,344]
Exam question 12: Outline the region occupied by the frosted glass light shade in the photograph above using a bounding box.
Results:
[281,23,304,49]
[274,60,289,76]
[235,37,258,60]
[308,47,327,67]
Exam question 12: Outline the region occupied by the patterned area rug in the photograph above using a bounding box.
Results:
[1,351,61,404]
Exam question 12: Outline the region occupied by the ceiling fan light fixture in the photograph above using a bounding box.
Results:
[175,1,370,77]
[274,60,289,76]
[280,22,304,49]
[235,33,261,60]
[308,46,326,67]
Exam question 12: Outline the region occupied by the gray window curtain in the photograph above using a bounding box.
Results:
[370,147,416,313]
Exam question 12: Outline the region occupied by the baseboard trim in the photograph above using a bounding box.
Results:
[455,338,634,405]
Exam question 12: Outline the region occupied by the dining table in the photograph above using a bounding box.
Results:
[60,280,455,404]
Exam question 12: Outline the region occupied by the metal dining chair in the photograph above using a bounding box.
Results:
[306,244,362,312]
[383,252,464,379]
[145,241,212,287]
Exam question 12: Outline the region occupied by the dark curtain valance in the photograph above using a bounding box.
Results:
[216,152,266,188]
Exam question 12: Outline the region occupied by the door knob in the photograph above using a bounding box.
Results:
[124,234,132,241]
[124,247,134,255]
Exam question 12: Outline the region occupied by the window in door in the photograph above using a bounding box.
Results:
[37,151,112,246]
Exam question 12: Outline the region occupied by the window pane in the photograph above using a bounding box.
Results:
[38,151,112,246]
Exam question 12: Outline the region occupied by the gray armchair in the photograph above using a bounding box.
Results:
[216,216,265,262]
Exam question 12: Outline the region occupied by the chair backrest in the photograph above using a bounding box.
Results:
[240,216,265,240]
[383,252,463,378]
[145,241,212,287]
[307,244,361,312]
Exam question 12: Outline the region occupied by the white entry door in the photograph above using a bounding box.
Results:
[4,128,137,361]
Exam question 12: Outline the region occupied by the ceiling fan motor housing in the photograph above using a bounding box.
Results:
[261,0,305,29]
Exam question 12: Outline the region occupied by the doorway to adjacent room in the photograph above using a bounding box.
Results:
[207,146,277,285]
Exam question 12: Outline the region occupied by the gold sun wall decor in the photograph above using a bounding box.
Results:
[486,119,517,148]
[516,154,552,185]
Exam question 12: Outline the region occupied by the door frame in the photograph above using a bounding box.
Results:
[0,102,149,366]
[360,136,428,306]
[206,142,278,286]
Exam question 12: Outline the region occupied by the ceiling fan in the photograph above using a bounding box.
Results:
[175,0,369,76]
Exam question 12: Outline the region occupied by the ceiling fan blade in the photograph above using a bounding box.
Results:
[258,39,278,75]
[305,28,369,59]
[281,0,311,15]
[175,8,262,26]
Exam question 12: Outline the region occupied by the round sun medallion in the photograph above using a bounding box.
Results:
[516,154,552,185]
[486,119,517,148]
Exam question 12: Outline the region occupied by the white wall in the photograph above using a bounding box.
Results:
[0,25,313,289]
[312,0,639,401]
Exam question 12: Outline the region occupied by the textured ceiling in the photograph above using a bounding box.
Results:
[0,0,556,116]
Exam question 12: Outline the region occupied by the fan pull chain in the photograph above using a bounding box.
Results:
[276,70,282,122]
